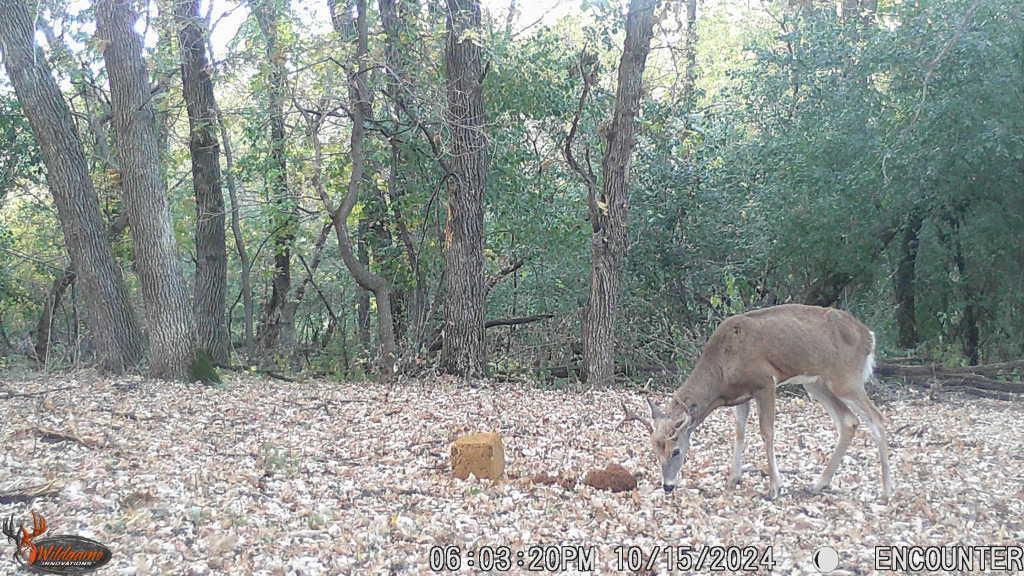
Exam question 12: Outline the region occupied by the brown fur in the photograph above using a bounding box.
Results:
[649,304,893,499]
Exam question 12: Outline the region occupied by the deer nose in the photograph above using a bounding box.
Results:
[662,483,675,493]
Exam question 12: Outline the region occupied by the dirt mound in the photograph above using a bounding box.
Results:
[583,463,637,492]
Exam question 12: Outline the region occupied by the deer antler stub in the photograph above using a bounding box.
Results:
[618,401,654,433]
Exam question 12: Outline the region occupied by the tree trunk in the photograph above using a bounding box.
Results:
[0,317,11,355]
[356,216,372,351]
[894,211,923,349]
[196,46,253,355]
[378,0,429,348]
[97,0,196,380]
[217,107,254,352]
[441,0,488,377]
[951,224,980,365]
[252,0,297,355]
[323,0,397,377]
[681,0,698,106]
[0,0,144,372]
[34,269,75,364]
[281,220,333,351]
[937,208,980,365]
[841,0,859,20]
[176,0,229,365]
[368,187,404,341]
[583,0,660,387]
[197,7,252,352]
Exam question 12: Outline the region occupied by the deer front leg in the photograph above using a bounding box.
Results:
[729,401,750,488]
[755,388,782,499]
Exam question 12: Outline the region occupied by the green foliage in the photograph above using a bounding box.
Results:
[620,0,1024,365]
[1,0,1021,377]
[0,96,42,200]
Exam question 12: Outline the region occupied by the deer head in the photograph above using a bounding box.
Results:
[620,397,695,494]
[646,398,695,493]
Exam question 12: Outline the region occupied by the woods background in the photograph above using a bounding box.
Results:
[0,0,1021,384]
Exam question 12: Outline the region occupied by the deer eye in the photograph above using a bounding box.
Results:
[671,448,681,458]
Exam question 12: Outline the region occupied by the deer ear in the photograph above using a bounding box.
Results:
[645,397,665,420]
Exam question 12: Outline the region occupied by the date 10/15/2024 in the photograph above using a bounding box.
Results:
[428,544,776,572]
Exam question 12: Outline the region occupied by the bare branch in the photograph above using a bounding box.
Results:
[563,52,599,213]
[913,0,983,124]
[486,256,526,293]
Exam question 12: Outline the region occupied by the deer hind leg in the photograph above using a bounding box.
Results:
[804,378,859,493]
[729,401,751,488]
[754,387,782,499]
[836,386,894,500]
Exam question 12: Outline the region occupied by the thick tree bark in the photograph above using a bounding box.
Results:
[176,0,229,364]
[252,0,297,355]
[894,211,923,349]
[97,0,196,380]
[197,38,254,353]
[0,0,144,372]
[442,0,488,377]
[583,0,660,387]
[37,20,120,178]
[322,0,398,377]
[196,8,253,351]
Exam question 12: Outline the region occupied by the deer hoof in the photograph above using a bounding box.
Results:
[810,478,832,494]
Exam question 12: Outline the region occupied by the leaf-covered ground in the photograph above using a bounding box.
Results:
[1,370,1022,575]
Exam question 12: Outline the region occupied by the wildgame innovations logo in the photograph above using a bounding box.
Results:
[3,512,112,574]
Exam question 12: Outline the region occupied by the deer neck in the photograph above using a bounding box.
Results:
[670,373,723,430]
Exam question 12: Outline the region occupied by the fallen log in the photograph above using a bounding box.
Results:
[876,360,1024,378]
[425,314,556,352]
[876,361,1024,395]
[485,314,554,328]
[899,379,1023,402]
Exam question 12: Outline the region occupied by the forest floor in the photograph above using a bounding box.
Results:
[0,369,1022,575]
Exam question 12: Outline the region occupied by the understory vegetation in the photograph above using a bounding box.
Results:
[1,0,1021,382]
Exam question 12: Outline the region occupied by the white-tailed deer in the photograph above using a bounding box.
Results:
[626,304,893,499]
